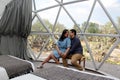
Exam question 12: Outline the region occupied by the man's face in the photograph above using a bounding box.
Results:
[69,31,74,38]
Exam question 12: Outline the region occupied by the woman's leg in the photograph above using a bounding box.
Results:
[41,53,59,65]
[50,53,59,64]
[37,54,52,68]
[37,53,59,68]
[41,54,52,66]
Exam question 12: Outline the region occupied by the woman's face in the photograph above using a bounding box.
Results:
[64,31,69,38]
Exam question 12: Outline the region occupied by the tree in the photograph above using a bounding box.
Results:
[117,17,120,30]
[32,19,53,32]
[87,22,100,33]
[72,24,81,33]
[81,22,100,33]
[54,22,65,33]
[102,21,116,34]
[32,19,65,33]
[32,20,45,31]
[30,19,66,51]
[81,22,87,32]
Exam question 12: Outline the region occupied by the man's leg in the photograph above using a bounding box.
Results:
[71,53,83,70]
[62,58,68,67]
[62,55,72,67]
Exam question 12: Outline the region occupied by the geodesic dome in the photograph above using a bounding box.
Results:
[0,0,120,78]
[31,0,120,71]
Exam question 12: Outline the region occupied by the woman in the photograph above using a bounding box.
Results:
[37,29,71,68]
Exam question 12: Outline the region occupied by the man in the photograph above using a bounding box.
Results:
[62,29,83,70]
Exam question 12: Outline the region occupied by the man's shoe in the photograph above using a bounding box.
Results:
[77,67,83,71]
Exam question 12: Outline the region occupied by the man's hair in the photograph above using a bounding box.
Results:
[70,29,76,35]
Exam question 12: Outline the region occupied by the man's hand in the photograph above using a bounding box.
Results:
[58,51,67,58]
[61,53,67,58]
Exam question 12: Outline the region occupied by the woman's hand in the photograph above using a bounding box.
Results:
[58,51,62,54]
[58,51,65,58]
[60,53,67,58]
[58,51,63,56]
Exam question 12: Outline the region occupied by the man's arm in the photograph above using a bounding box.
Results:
[69,38,79,53]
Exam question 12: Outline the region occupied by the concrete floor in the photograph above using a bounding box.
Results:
[85,61,120,79]
[32,61,120,80]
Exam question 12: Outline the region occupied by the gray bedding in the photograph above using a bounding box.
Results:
[0,55,33,78]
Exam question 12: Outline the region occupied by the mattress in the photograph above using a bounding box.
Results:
[0,55,34,79]
[0,67,9,80]
[11,74,46,80]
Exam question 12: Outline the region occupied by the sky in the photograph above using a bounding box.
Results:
[33,0,120,29]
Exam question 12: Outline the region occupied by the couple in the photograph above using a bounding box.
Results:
[37,29,83,70]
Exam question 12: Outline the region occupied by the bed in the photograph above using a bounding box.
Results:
[0,67,9,80]
[0,55,35,79]
[11,74,46,80]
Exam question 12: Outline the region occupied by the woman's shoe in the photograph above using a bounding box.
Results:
[37,65,43,69]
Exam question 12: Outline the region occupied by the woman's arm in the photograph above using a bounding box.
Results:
[62,38,71,58]
[62,47,70,58]
[55,45,62,56]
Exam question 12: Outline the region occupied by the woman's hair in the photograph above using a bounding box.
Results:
[59,29,68,41]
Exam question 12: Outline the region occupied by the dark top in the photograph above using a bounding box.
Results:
[69,36,83,55]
